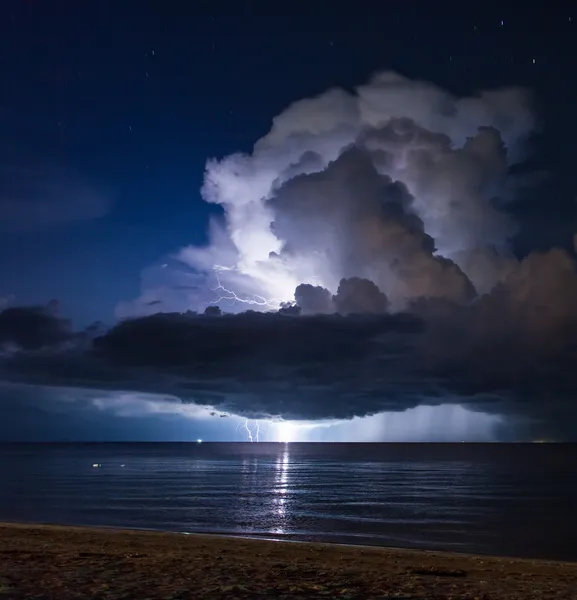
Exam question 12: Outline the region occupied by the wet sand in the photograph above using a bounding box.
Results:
[0,523,575,599]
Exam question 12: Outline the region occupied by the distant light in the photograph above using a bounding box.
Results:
[92,463,101,468]
[197,439,202,443]
[276,421,297,443]
[120,464,125,467]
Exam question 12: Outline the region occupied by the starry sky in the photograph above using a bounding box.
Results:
[1,3,577,441]
[2,3,576,325]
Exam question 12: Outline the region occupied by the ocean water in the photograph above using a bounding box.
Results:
[0,442,575,561]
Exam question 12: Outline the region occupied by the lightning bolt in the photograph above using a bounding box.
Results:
[243,419,254,442]
[236,418,262,442]
[209,267,284,310]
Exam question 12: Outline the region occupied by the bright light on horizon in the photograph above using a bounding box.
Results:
[276,421,298,443]
[273,419,332,442]
[265,405,503,443]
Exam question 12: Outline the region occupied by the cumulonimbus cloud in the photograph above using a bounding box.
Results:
[118,70,535,317]
[1,71,576,440]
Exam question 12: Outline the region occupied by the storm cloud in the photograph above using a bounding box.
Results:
[120,70,534,317]
[1,71,576,440]
[2,275,577,440]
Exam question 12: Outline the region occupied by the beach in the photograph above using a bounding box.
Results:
[0,523,575,599]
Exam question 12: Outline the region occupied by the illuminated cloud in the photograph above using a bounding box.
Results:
[0,383,232,441]
[121,70,534,316]
[1,71,576,441]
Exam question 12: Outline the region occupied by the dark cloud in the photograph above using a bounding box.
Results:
[0,308,428,421]
[332,277,390,315]
[0,164,112,232]
[295,284,333,315]
[0,301,73,351]
[1,251,577,440]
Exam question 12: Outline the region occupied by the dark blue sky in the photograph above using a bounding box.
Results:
[1,3,576,327]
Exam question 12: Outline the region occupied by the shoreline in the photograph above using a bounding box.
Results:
[0,523,576,598]
[2,517,572,564]
[2,519,575,565]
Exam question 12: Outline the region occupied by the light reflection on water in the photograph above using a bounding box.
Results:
[272,446,290,533]
[0,442,575,561]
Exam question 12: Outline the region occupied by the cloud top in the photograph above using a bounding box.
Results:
[121,71,535,317]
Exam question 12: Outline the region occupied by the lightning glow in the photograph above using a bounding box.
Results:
[233,418,322,442]
[276,421,298,443]
[210,268,284,310]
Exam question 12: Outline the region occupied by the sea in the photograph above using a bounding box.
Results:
[0,442,575,561]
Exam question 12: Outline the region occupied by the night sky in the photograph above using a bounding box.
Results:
[1,3,577,441]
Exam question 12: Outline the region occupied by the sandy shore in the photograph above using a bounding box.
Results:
[0,523,575,599]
